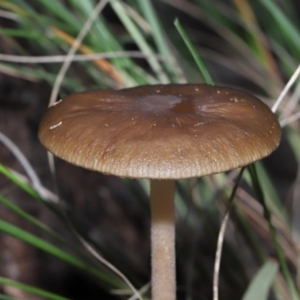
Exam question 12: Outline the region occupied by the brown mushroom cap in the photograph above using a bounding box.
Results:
[38,84,281,179]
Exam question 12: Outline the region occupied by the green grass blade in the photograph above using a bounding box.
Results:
[242,259,278,300]
[254,162,288,225]
[137,0,178,81]
[248,164,299,300]
[110,0,168,83]
[0,294,18,300]
[0,219,119,287]
[0,163,71,225]
[286,126,300,161]
[32,0,80,29]
[0,28,44,39]
[0,277,70,300]
[0,164,39,199]
[259,0,300,51]
[0,194,58,236]
[0,165,109,262]
[254,162,281,206]
[0,193,107,270]
[137,0,168,56]
[231,204,265,263]
[174,19,214,85]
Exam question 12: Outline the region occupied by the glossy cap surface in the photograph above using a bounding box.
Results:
[39,84,281,179]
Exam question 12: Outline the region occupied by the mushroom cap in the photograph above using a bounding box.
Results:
[38,84,281,179]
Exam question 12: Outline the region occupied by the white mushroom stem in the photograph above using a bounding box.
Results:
[150,179,176,300]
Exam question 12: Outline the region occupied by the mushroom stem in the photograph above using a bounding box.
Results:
[150,179,176,300]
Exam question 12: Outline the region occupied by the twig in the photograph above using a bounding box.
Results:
[213,167,245,300]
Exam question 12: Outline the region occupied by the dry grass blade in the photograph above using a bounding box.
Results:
[110,283,150,300]
[49,0,109,107]
[0,63,39,81]
[75,235,143,300]
[280,111,300,127]
[52,27,124,86]
[272,64,300,113]
[0,131,48,200]
[233,0,282,86]
[280,81,300,119]
[213,168,245,300]
[0,8,19,20]
[0,51,166,63]
[237,190,297,265]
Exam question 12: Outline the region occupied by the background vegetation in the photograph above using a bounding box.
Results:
[0,0,299,299]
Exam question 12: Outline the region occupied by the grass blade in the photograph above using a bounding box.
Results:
[0,277,71,300]
[0,294,18,300]
[0,164,39,199]
[174,18,214,85]
[32,0,79,29]
[248,164,299,300]
[110,0,169,83]
[137,0,178,81]
[0,194,58,236]
[0,219,120,287]
[259,0,300,52]
[242,259,278,300]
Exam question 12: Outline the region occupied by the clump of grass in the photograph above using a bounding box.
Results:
[0,1,300,299]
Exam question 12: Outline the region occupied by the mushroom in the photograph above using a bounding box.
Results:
[38,84,281,300]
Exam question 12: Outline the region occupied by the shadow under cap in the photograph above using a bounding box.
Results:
[38,84,281,179]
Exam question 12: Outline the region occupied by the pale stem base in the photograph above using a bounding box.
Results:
[150,179,176,300]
